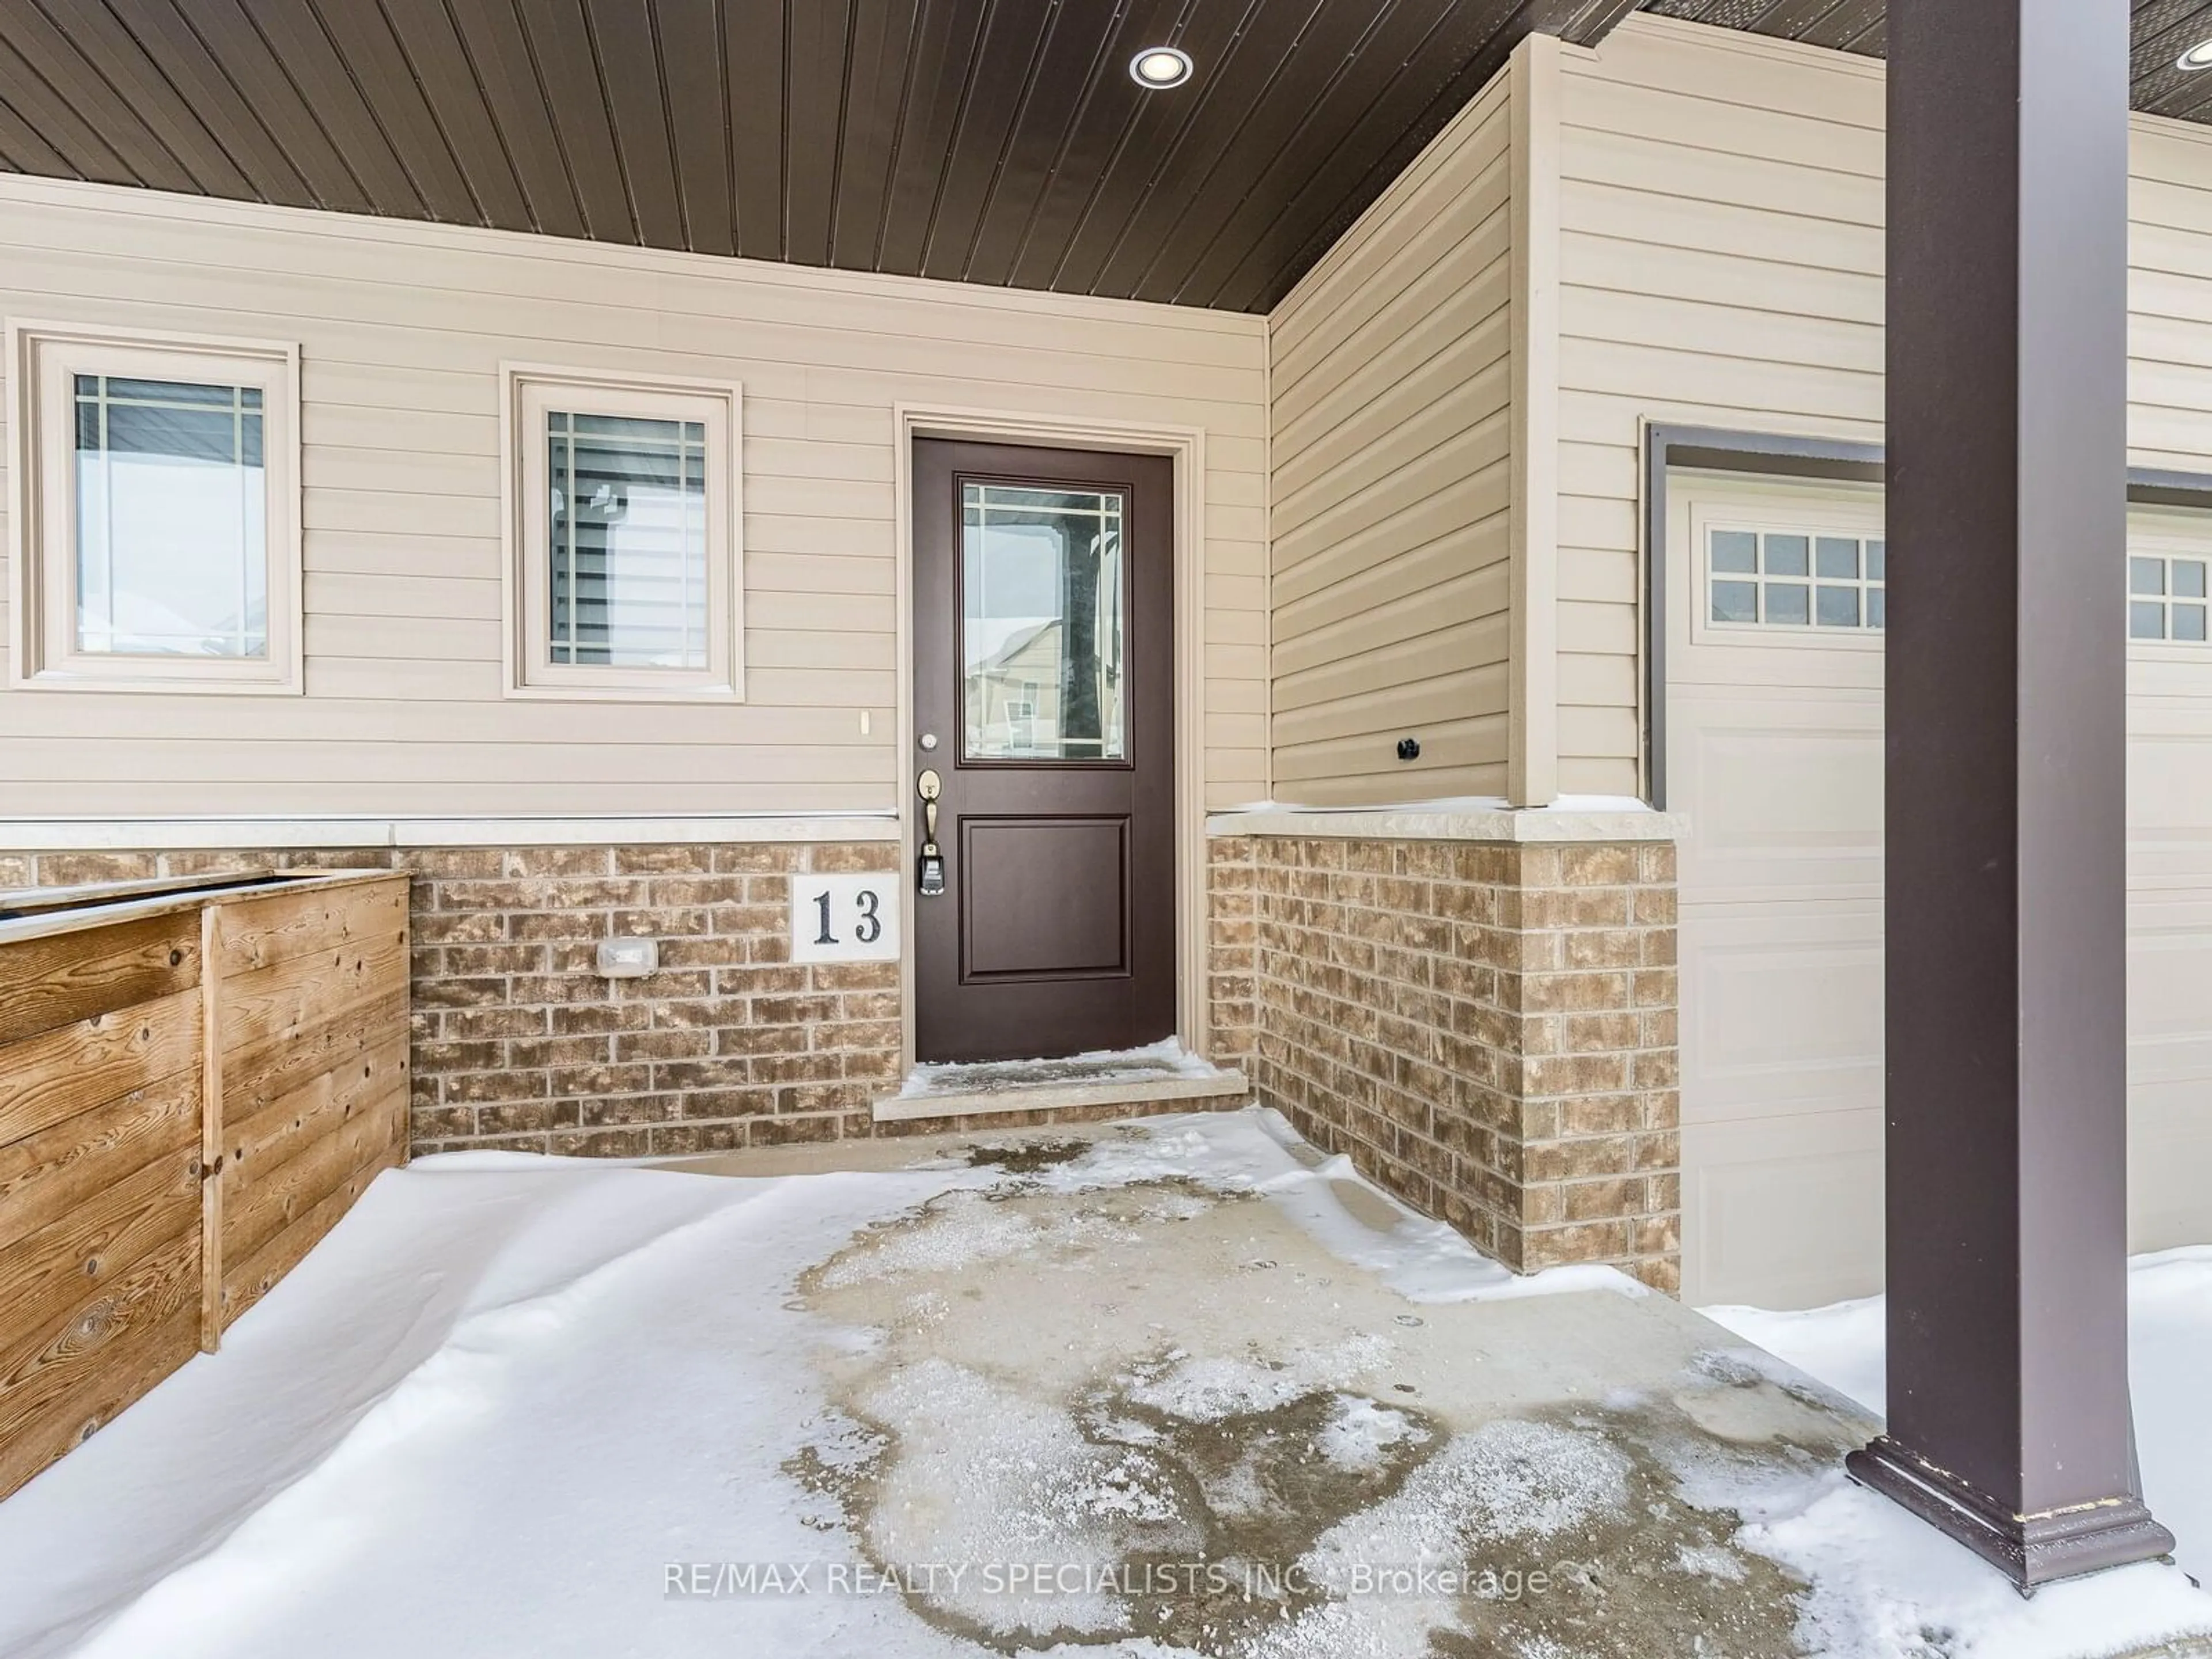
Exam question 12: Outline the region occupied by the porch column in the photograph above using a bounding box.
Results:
[1848,0,2176,1585]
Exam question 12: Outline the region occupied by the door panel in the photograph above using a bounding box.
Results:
[1671,477,2212,1305]
[961,817,1129,978]
[912,440,1175,1063]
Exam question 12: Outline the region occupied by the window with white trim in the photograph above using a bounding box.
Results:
[6,321,301,692]
[503,365,743,700]
[2130,552,2210,643]
[1707,526,1886,633]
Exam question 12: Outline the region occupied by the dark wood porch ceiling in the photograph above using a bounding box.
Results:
[0,0,1637,313]
[1643,1,2212,124]
[10,3,2212,313]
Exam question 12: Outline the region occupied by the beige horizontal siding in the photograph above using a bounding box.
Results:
[1558,13,2212,797]
[1266,74,1517,806]
[0,176,1268,815]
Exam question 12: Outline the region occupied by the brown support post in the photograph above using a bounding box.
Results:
[1849,0,2176,1586]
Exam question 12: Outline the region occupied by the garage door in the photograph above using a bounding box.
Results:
[1669,472,2212,1307]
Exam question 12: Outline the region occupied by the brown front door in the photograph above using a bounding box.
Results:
[911,439,1176,1065]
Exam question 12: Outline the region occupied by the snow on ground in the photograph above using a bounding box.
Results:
[1037,1111,1645,1307]
[1705,1248,2212,1657]
[0,1107,2206,1659]
[0,1108,1580,1659]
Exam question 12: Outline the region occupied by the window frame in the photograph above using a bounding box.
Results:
[499,363,744,702]
[2126,542,2212,652]
[6,318,303,694]
[1688,494,1888,657]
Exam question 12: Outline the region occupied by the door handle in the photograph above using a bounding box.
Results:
[916,769,946,896]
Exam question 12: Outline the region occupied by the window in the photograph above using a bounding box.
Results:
[503,365,742,699]
[960,482,1127,762]
[1707,526,1885,634]
[7,321,301,691]
[2130,552,2210,644]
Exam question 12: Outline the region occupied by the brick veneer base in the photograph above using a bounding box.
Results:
[1206,832,1682,1291]
[2,842,1205,1158]
[1,843,903,1155]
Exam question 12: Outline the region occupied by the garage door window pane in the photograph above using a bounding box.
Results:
[1816,537,1859,579]
[1764,535,1809,577]
[2129,554,2212,645]
[1712,581,1759,624]
[1712,531,1758,574]
[1709,525,1885,636]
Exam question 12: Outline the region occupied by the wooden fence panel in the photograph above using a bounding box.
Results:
[212,877,410,1334]
[0,912,206,1500]
[0,912,200,1050]
[0,871,410,1502]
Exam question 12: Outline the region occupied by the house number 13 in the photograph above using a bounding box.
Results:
[813,888,882,946]
[791,874,900,964]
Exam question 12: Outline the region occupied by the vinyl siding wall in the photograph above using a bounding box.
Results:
[1556,17,1876,798]
[0,175,1270,817]
[1264,73,1517,806]
[1556,13,2212,796]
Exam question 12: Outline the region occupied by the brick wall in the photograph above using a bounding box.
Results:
[0,842,904,1156]
[1207,832,1682,1291]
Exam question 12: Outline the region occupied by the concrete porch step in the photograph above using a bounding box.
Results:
[871,1041,1249,1124]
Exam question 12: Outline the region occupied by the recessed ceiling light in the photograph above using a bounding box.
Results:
[1130,46,1193,89]
[2180,37,2212,71]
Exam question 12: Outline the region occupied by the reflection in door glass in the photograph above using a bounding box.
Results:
[961,482,1126,760]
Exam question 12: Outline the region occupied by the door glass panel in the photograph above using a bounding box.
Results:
[961,480,1126,761]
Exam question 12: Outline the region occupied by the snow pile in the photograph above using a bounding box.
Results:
[1740,1472,2212,1659]
[0,1158,975,1658]
[1032,1110,1649,1308]
[1704,1245,2212,1658]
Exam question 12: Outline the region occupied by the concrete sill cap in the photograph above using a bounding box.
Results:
[1205,798,1685,844]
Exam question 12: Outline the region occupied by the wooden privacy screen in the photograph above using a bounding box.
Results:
[0,871,409,1501]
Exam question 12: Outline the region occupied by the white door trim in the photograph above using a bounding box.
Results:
[891,404,1210,1074]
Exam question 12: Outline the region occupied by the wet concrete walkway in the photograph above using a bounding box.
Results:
[670,1117,1984,1658]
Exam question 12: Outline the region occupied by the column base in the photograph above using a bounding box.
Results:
[1847,1437,2176,1590]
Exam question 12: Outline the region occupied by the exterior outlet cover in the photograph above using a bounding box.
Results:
[1397,736,1422,760]
[596,937,658,978]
